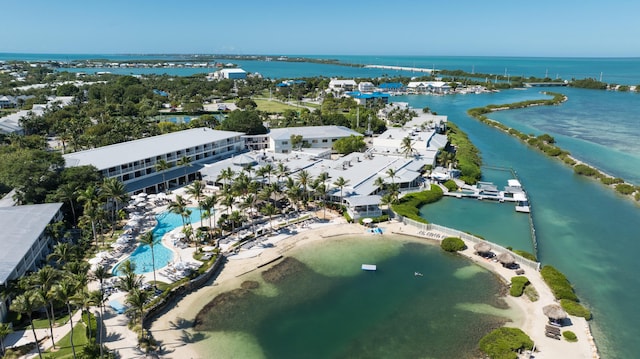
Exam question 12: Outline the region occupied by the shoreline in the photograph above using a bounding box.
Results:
[148,220,598,359]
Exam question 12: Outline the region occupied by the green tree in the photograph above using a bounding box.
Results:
[101,177,127,237]
[332,176,350,204]
[10,292,44,359]
[290,134,303,150]
[218,109,267,135]
[53,278,79,359]
[125,288,150,337]
[177,156,193,184]
[332,135,366,154]
[0,322,12,357]
[139,232,158,290]
[185,180,205,227]
[155,159,172,193]
[401,136,415,158]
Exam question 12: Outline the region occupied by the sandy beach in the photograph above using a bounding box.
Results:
[147,219,598,359]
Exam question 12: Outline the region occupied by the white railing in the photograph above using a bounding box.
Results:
[389,211,540,271]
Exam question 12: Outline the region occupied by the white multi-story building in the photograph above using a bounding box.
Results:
[0,203,63,321]
[267,125,362,154]
[63,128,245,193]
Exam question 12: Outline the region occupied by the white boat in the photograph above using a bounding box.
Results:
[362,264,377,271]
[514,192,531,213]
[414,272,423,277]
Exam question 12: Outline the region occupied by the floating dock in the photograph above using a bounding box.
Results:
[361,264,377,271]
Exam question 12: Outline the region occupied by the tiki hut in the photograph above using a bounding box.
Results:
[474,242,492,254]
[497,252,516,267]
[543,304,568,322]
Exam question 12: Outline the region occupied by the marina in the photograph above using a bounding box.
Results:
[444,178,531,213]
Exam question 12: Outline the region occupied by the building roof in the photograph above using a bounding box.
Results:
[378,82,404,89]
[63,128,244,170]
[0,203,63,285]
[345,91,390,99]
[268,125,361,141]
[219,68,247,74]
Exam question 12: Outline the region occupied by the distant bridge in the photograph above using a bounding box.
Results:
[523,82,568,87]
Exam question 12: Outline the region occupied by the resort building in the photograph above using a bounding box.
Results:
[210,68,247,80]
[370,114,448,167]
[63,128,245,194]
[266,125,362,154]
[0,202,64,322]
[345,91,390,107]
[407,81,452,94]
[0,96,73,135]
[328,79,357,92]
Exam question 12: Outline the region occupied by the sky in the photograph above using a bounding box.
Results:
[3,0,639,57]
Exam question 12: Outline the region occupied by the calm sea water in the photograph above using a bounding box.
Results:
[395,88,640,359]
[194,238,511,359]
[4,52,639,84]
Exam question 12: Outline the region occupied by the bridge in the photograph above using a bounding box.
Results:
[524,82,568,87]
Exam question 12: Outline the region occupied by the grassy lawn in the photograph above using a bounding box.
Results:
[45,322,89,358]
[253,99,300,113]
[31,313,71,329]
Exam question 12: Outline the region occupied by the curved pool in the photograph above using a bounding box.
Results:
[113,208,204,275]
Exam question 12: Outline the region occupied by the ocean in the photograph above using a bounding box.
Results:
[4,53,639,358]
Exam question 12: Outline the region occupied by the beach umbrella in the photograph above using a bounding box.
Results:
[474,242,492,253]
[497,252,516,265]
[543,304,567,320]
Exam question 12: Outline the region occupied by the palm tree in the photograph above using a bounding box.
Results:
[177,156,192,184]
[296,170,312,208]
[116,260,143,293]
[314,182,328,219]
[200,193,218,233]
[260,163,274,185]
[228,210,245,234]
[155,159,172,192]
[30,266,60,349]
[72,288,96,342]
[54,278,79,359]
[385,168,398,185]
[185,180,205,227]
[276,162,289,183]
[101,177,127,237]
[77,185,101,248]
[139,232,157,289]
[88,289,106,358]
[48,242,75,268]
[168,195,188,227]
[401,136,415,158]
[125,288,150,337]
[10,292,44,359]
[91,265,110,357]
[56,183,79,225]
[260,203,278,231]
[374,176,386,193]
[0,322,12,357]
[220,194,235,217]
[217,167,235,191]
[332,176,350,205]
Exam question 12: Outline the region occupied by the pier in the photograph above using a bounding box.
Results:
[364,64,436,74]
[523,82,568,87]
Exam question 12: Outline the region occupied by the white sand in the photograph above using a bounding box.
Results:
[146,219,599,359]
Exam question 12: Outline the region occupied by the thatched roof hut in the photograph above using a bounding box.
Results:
[474,242,492,253]
[497,252,516,265]
[543,304,567,320]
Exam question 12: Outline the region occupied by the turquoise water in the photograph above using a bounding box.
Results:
[114,207,203,275]
[195,238,510,359]
[397,89,640,358]
[6,53,631,83]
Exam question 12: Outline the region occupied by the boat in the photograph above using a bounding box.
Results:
[514,192,531,213]
[414,272,423,277]
[362,264,377,271]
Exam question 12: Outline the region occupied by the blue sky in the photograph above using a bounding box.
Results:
[3,0,639,57]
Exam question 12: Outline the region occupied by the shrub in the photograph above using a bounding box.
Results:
[510,276,530,297]
[391,185,443,223]
[573,164,598,177]
[560,299,592,320]
[524,284,539,302]
[600,177,624,185]
[441,237,466,252]
[563,330,578,342]
[615,183,636,195]
[82,311,98,340]
[358,214,389,225]
[443,179,458,192]
[479,327,534,359]
[540,266,578,302]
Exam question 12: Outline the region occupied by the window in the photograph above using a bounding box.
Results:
[322,139,328,143]
[312,140,318,144]
[282,141,288,145]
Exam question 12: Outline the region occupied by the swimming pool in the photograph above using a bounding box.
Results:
[113,208,204,275]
